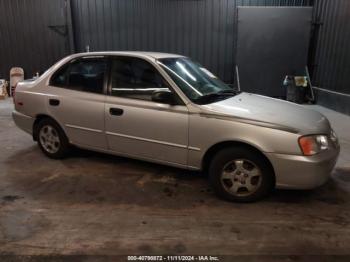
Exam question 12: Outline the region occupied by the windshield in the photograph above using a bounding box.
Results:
[158,57,238,104]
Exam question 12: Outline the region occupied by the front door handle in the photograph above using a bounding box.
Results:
[49,99,60,106]
[110,108,124,116]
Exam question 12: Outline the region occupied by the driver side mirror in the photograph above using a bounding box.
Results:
[151,90,177,105]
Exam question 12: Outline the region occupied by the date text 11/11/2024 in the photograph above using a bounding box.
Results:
[127,255,220,261]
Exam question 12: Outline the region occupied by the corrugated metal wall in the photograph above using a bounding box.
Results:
[71,0,313,83]
[0,0,313,82]
[312,0,350,94]
[0,0,69,79]
[237,0,313,6]
[2,0,349,114]
[309,0,350,114]
[71,0,237,83]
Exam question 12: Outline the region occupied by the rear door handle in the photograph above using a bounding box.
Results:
[49,99,60,106]
[109,107,124,116]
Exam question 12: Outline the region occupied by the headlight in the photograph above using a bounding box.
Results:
[298,135,330,156]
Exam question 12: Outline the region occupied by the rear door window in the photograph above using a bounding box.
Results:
[50,57,107,94]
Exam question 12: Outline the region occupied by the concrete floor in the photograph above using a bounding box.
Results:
[1,98,350,259]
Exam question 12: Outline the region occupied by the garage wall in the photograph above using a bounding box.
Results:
[237,0,314,6]
[2,0,349,115]
[70,0,313,84]
[311,0,350,115]
[0,0,70,79]
[0,0,313,83]
[71,0,237,83]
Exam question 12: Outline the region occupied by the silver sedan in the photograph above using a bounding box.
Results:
[13,52,340,202]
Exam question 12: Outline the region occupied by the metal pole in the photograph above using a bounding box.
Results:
[235,65,241,92]
[305,66,315,102]
[65,0,76,54]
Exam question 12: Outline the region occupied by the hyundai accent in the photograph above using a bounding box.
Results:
[13,52,340,202]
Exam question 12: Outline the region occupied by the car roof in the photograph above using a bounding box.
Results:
[74,51,185,59]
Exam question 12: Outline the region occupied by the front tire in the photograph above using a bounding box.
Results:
[37,118,70,159]
[209,147,275,202]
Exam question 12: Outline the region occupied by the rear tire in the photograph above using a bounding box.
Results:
[209,147,274,202]
[36,118,70,159]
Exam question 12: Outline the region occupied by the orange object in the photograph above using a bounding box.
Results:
[299,136,316,156]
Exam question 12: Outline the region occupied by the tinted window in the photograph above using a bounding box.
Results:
[50,58,107,94]
[110,57,171,101]
[50,65,69,87]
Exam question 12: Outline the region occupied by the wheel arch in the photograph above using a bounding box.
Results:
[202,141,275,181]
[32,114,66,141]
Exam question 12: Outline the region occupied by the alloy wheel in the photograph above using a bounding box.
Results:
[220,159,262,197]
[39,125,61,154]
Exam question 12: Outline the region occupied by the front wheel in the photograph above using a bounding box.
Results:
[209,147,275,202]
[37,118,70,159]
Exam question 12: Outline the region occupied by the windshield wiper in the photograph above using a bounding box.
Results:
[217,89,241,95]
[194,89,239,104]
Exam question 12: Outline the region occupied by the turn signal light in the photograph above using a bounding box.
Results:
[299,136,317,156]
[298,135,330,156]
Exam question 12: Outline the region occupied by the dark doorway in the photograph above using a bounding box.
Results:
[236,7,313,97]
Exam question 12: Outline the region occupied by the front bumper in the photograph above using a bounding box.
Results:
[12,110,34,135]
[266,147,340,190]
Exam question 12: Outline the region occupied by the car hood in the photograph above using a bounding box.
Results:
[201,92,331,134]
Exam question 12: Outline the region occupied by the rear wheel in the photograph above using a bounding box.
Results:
[209,147,275,202]
[37,118,69,159]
